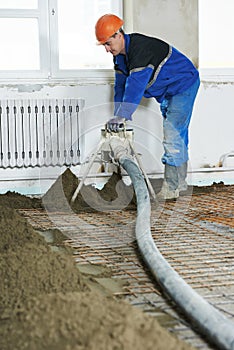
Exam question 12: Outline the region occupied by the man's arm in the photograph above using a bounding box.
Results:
[114,71,127,115]
[115,67,153,120]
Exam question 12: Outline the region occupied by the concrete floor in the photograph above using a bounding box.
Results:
[19,183,234,350]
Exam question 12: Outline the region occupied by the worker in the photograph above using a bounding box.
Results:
[95,14,200,200]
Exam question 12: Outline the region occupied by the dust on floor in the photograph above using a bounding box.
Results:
[0,168,197,350]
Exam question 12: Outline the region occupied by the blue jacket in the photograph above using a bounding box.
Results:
[114,33,199,120]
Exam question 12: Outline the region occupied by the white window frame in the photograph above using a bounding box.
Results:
[49,0,123,81]
[0,0,123,82]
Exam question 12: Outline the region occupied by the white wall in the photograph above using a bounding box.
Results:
[0,80,233,187]
[190,82,234,169]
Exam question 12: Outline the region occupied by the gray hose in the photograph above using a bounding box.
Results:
[118,154,234,350]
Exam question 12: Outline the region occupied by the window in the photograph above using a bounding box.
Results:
[199,0,234,76]
[57,0,120,70]
[0,0,123,80]
[0,18,40,70]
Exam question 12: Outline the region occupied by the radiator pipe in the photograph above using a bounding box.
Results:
[109,136,234,350]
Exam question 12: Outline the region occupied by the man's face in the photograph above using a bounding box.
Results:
[103,32,125,56]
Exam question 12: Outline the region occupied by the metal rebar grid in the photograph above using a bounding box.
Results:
[19,184,234,350]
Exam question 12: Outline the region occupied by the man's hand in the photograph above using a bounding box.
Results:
[106,116,126,132]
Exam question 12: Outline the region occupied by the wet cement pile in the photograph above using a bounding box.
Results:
[0,169,195,350]
[42,168,137,213]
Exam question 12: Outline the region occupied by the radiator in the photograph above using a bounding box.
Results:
[0,99,81,168]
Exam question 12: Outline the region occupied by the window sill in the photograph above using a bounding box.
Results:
[200,68,234,82]
[0,69,115,86]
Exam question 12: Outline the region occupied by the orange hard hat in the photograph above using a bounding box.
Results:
[95,14,124,44]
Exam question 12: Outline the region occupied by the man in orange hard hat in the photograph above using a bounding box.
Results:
[95,14,200,200]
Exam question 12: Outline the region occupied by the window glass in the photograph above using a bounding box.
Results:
[0,0,122,78]
[199,0,234,68]
[0,0,37,9]
[0,18,40,70]
[57,0,122,69]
